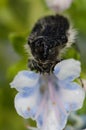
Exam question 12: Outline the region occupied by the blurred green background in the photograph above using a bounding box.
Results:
[0,0,86,130]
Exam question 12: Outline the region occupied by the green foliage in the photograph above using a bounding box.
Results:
[69,0,86,34]
[9,34,27,56]
[0,0,86,130]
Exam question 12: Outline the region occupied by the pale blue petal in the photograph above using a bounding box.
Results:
[40,102,69,130]
[54,59,81,81]
[10,70,40,92]
[14,88,41,119]
[46,78,85,130]
[37,114,44,127]
[58,80,81,90]
[57,81,85,112]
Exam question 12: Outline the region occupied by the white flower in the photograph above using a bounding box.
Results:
[10,59,85,130]
[45,0,73,12]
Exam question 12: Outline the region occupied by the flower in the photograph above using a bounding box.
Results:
[10,59,85,130]
[45,0,73,12]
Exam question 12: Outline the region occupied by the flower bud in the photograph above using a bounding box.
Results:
[45,0,73,12]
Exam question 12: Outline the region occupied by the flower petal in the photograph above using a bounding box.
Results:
[46,107,67,130]
[45,0,73,12]
[54,59,81,81]
[10,70,40,91]
[39,101,68,130]
[37,81,69,130]
[14,88,41,119]
[58,80,85,112]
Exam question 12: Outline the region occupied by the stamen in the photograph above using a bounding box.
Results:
[55,92,67,115]
[56,82,68,114]
[48,82,56,105]
[35,93,47,119]
[48,82,60,119]
[48,80,67,123]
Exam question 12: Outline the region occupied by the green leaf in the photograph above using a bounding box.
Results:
[68,0,86,34]
[77,99,86,114]
[7,58,27,80]
[8,0,30,27]
[63,46,80,60]
[9,33,27,56]
[77,34,86,73]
